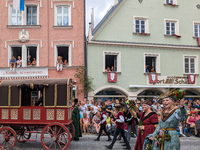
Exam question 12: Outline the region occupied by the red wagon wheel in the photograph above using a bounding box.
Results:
[41,123,70,150]
[16,126,31,143]
[0,127,17,149]
[68,123,75,141]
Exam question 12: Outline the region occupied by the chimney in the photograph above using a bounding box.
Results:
[114,0,119,5]
[91,7,94,31]
[88,22,93,41]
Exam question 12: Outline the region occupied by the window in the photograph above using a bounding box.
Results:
[26,6,37,25]
[166,0,173,4]
[103,51,121,72]
[165,19,179,35]
[144,53,160,73]
[11,47,22,60]
[73,85,77,98]
[166,22,175,35]
[27,47,37,66]
[135,20,145,33]
[184,57,196,74]
[10,6,22,25]
[57,46,69,66]
[56,6,70,26]
[133,17,149,34]
[194,23,200,37]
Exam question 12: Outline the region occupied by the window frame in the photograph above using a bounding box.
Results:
[183,55,198,74]
[9,5,22,25]
[164,19,179,35]
[193,22,200,37]
[54,44,71,67]
[25,44,39,67]
[103,51,121,73]
[54,4,71,26]
[133,16,149,34]
[25,4,39,25]
[165,0,177,5]
[144,53,160,74]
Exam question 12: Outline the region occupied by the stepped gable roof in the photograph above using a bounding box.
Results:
[92,0,123,36]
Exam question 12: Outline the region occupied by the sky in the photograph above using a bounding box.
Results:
[86,0,115,34]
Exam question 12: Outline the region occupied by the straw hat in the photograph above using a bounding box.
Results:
[194,108,199,113]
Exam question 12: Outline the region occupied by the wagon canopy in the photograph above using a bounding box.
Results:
[0,78,69,86]
[0,78,73,108]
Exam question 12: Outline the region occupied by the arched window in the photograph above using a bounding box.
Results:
[137,89,162,100]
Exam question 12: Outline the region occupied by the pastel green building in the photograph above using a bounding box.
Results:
[87,0,200,101]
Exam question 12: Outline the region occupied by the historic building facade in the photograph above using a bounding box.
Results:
[0,0,85,99]
[87,0,200,101]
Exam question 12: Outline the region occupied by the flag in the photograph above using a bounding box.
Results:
[13,0,24,11]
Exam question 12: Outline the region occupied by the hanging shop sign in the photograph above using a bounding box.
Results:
[108,73,117,83]
[0,67,48,80]
[149,73,158,83]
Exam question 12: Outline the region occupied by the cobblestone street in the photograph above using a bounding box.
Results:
[7,134,200,150]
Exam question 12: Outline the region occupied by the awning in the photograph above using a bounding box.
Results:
[129,85,200,89]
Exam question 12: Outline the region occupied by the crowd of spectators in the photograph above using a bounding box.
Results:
[75,96,200,138]
[9,55,37,71]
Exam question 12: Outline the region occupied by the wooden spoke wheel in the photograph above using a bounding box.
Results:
[0,127,17,149]
[16,126,31,143]
[41,123,70,150]
[68,123,75,141]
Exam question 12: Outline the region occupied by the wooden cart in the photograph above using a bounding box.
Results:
[0,78,75,150]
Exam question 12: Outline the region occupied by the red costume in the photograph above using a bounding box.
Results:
[116,111,125,129]
[134,112,158,150]
[100,112,106,126]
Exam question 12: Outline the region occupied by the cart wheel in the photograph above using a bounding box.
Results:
[41,123,70,150]
[16,126,31,143]
[0,127,17,149]
[68,123,75,141]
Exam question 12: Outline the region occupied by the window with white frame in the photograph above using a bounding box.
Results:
[166,0,173,4]
[56,6,70,26]
[144,53,160,73]
[73,85,77,98]
[103,52,121,72]
[10,6,22,25]
[133,17,149,34]
[194,23,200,37]
[27,46,37,66]
[55,46,71,66]
[184,57,197,74]
[26,6,38,25]
[165,19,179,35]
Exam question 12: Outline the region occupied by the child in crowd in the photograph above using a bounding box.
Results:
[93,111,101,135]
[83,113,90,135]
[106,113,111,133]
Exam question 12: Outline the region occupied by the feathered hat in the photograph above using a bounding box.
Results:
[160,88,177,102]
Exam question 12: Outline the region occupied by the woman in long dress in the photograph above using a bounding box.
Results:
[143,90,187,150]
[134,100,158,150]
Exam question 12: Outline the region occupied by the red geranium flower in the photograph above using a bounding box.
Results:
[159,135,162,138]
[182,93,185,95]
[132,104,134,106]
[176,94,178,96]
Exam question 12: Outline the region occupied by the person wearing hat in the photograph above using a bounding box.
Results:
[194,108,200,120]
[193,99,200,115]
[144,89,187,150]
[105,103,131,149]
[186,111,198,136]
[72,98,82,140]
[134,100,158,150]
[94,106,112,141]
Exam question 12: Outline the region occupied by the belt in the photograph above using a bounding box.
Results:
[161,127,176,150]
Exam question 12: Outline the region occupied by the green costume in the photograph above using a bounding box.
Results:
[72,106,82,140]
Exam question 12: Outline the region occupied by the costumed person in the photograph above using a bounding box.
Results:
[72,98,82,140]
[122,100,138,147]
[143,89,187,150]
[105,103,131,149]
[94,107,112,141]
[134,99,158,150]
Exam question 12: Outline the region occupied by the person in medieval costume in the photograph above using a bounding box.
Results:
[105,103,131,149]
[94,106,112,141]
[143,89,187,150]
[134,100,158,150]
[72,98,82,140]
